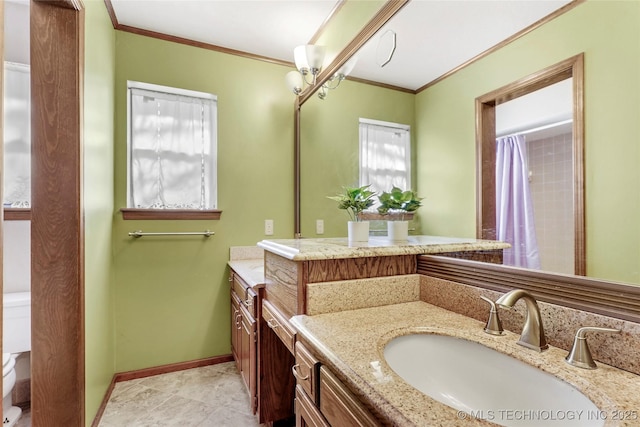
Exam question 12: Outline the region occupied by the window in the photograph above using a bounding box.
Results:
[127,81,217,213]
[359,118,411,208]
[3,62,31,209]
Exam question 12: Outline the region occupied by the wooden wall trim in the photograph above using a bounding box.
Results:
[120,208,222,220]
[4,209,32,221]
[416,0,585,93]
[113,354,233,382]
[418,255,640,324]
[102,0,293,68]
[30,2,85,425]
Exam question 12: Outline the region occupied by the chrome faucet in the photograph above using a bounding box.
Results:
[496,289,549,352]
[565,326,621,369]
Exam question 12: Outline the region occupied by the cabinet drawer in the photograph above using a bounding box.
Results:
[263,299,296,354]
[232,272,257,318]
[294,342,320,404]
[296,385,329,427]
[319,367,379,427]
[244,288,257,318]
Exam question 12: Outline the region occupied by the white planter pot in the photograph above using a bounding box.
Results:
[387,220,409,241]
[348,221,370,242]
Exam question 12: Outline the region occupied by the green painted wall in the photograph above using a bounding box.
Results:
[83,0,116,423]
[113,32,294,372]
[300,82,415,237]
[415,0,640,284]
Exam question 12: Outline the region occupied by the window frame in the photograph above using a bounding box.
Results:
[122,81,221,220]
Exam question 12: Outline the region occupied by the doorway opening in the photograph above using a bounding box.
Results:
[475,54,585,276]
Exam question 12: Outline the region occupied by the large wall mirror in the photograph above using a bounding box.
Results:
[296,0,640,293]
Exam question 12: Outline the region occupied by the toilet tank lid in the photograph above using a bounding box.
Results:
[3,292,31,307]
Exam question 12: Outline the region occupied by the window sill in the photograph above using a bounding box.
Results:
[120,208,222,220]
[4,208,31,221]
[357,212,414,221]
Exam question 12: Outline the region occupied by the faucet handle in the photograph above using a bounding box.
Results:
[480,295,504,336]
[565,326,621,369]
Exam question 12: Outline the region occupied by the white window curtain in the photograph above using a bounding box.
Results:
[128,84,217,209]
[359,119,411,208]
[3,62,31,208]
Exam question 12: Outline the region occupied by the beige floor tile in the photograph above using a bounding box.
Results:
[98,362,262,427]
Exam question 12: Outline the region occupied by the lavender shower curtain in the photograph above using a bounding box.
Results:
[496,135,541,269]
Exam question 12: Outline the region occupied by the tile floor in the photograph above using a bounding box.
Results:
[8,362,260,427]
[99,362,262,426]
[15,409,30,427]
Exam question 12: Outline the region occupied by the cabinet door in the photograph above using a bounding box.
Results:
[231,291,242,372]
[240,303,257,411]
[296,385,329,427]
[319,367,380,427]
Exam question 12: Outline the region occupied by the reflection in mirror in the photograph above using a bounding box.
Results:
[497,82,574,274]
[299,0,639,286]
[477,57,583,277]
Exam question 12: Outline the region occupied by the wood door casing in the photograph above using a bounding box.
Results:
[30,1,85,425]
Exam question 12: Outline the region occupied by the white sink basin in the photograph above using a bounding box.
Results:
[384,334,602,427]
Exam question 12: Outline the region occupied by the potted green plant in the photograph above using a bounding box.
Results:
[327,185,376,242]
[377,186,423,241]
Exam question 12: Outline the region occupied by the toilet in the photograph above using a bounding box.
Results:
[3,291,31,427]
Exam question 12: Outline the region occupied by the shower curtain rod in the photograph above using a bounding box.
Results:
[496,118,572,139]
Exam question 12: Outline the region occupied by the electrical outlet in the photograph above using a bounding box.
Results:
[316,219,324,235]
[265,219,274,235]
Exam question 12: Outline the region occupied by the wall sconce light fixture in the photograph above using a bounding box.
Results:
[285,44,357,100]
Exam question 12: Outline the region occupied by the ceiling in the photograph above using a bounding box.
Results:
[105,1,571,91]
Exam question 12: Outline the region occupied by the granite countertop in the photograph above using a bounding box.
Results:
[228,259,265,288]
[291,301,640,427]
[258,235,510,261]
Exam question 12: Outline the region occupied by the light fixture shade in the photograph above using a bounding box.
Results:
[338,57,358,78]
[294,45,310,73]
[305,45,325,72]
[285,70,303,94]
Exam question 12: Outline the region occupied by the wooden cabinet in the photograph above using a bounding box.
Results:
[229,271,258,413]
[296,385,329,427]
[318,367,380,427]
[294,342,380,427]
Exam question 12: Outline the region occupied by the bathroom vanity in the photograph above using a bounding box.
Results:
[231,237,640,426]
[291,301,640,426]
[254,236,509,424]
[228,250,265,415]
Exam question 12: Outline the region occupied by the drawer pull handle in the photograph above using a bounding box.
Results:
[235,313,242,329]
[267,319,279,329]
[292,364,309,381]
[244,298,253,307]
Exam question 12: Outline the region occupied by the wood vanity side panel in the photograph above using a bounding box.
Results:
[305,255,417,283]
[258,308,296,423]
[264,251,301,318]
